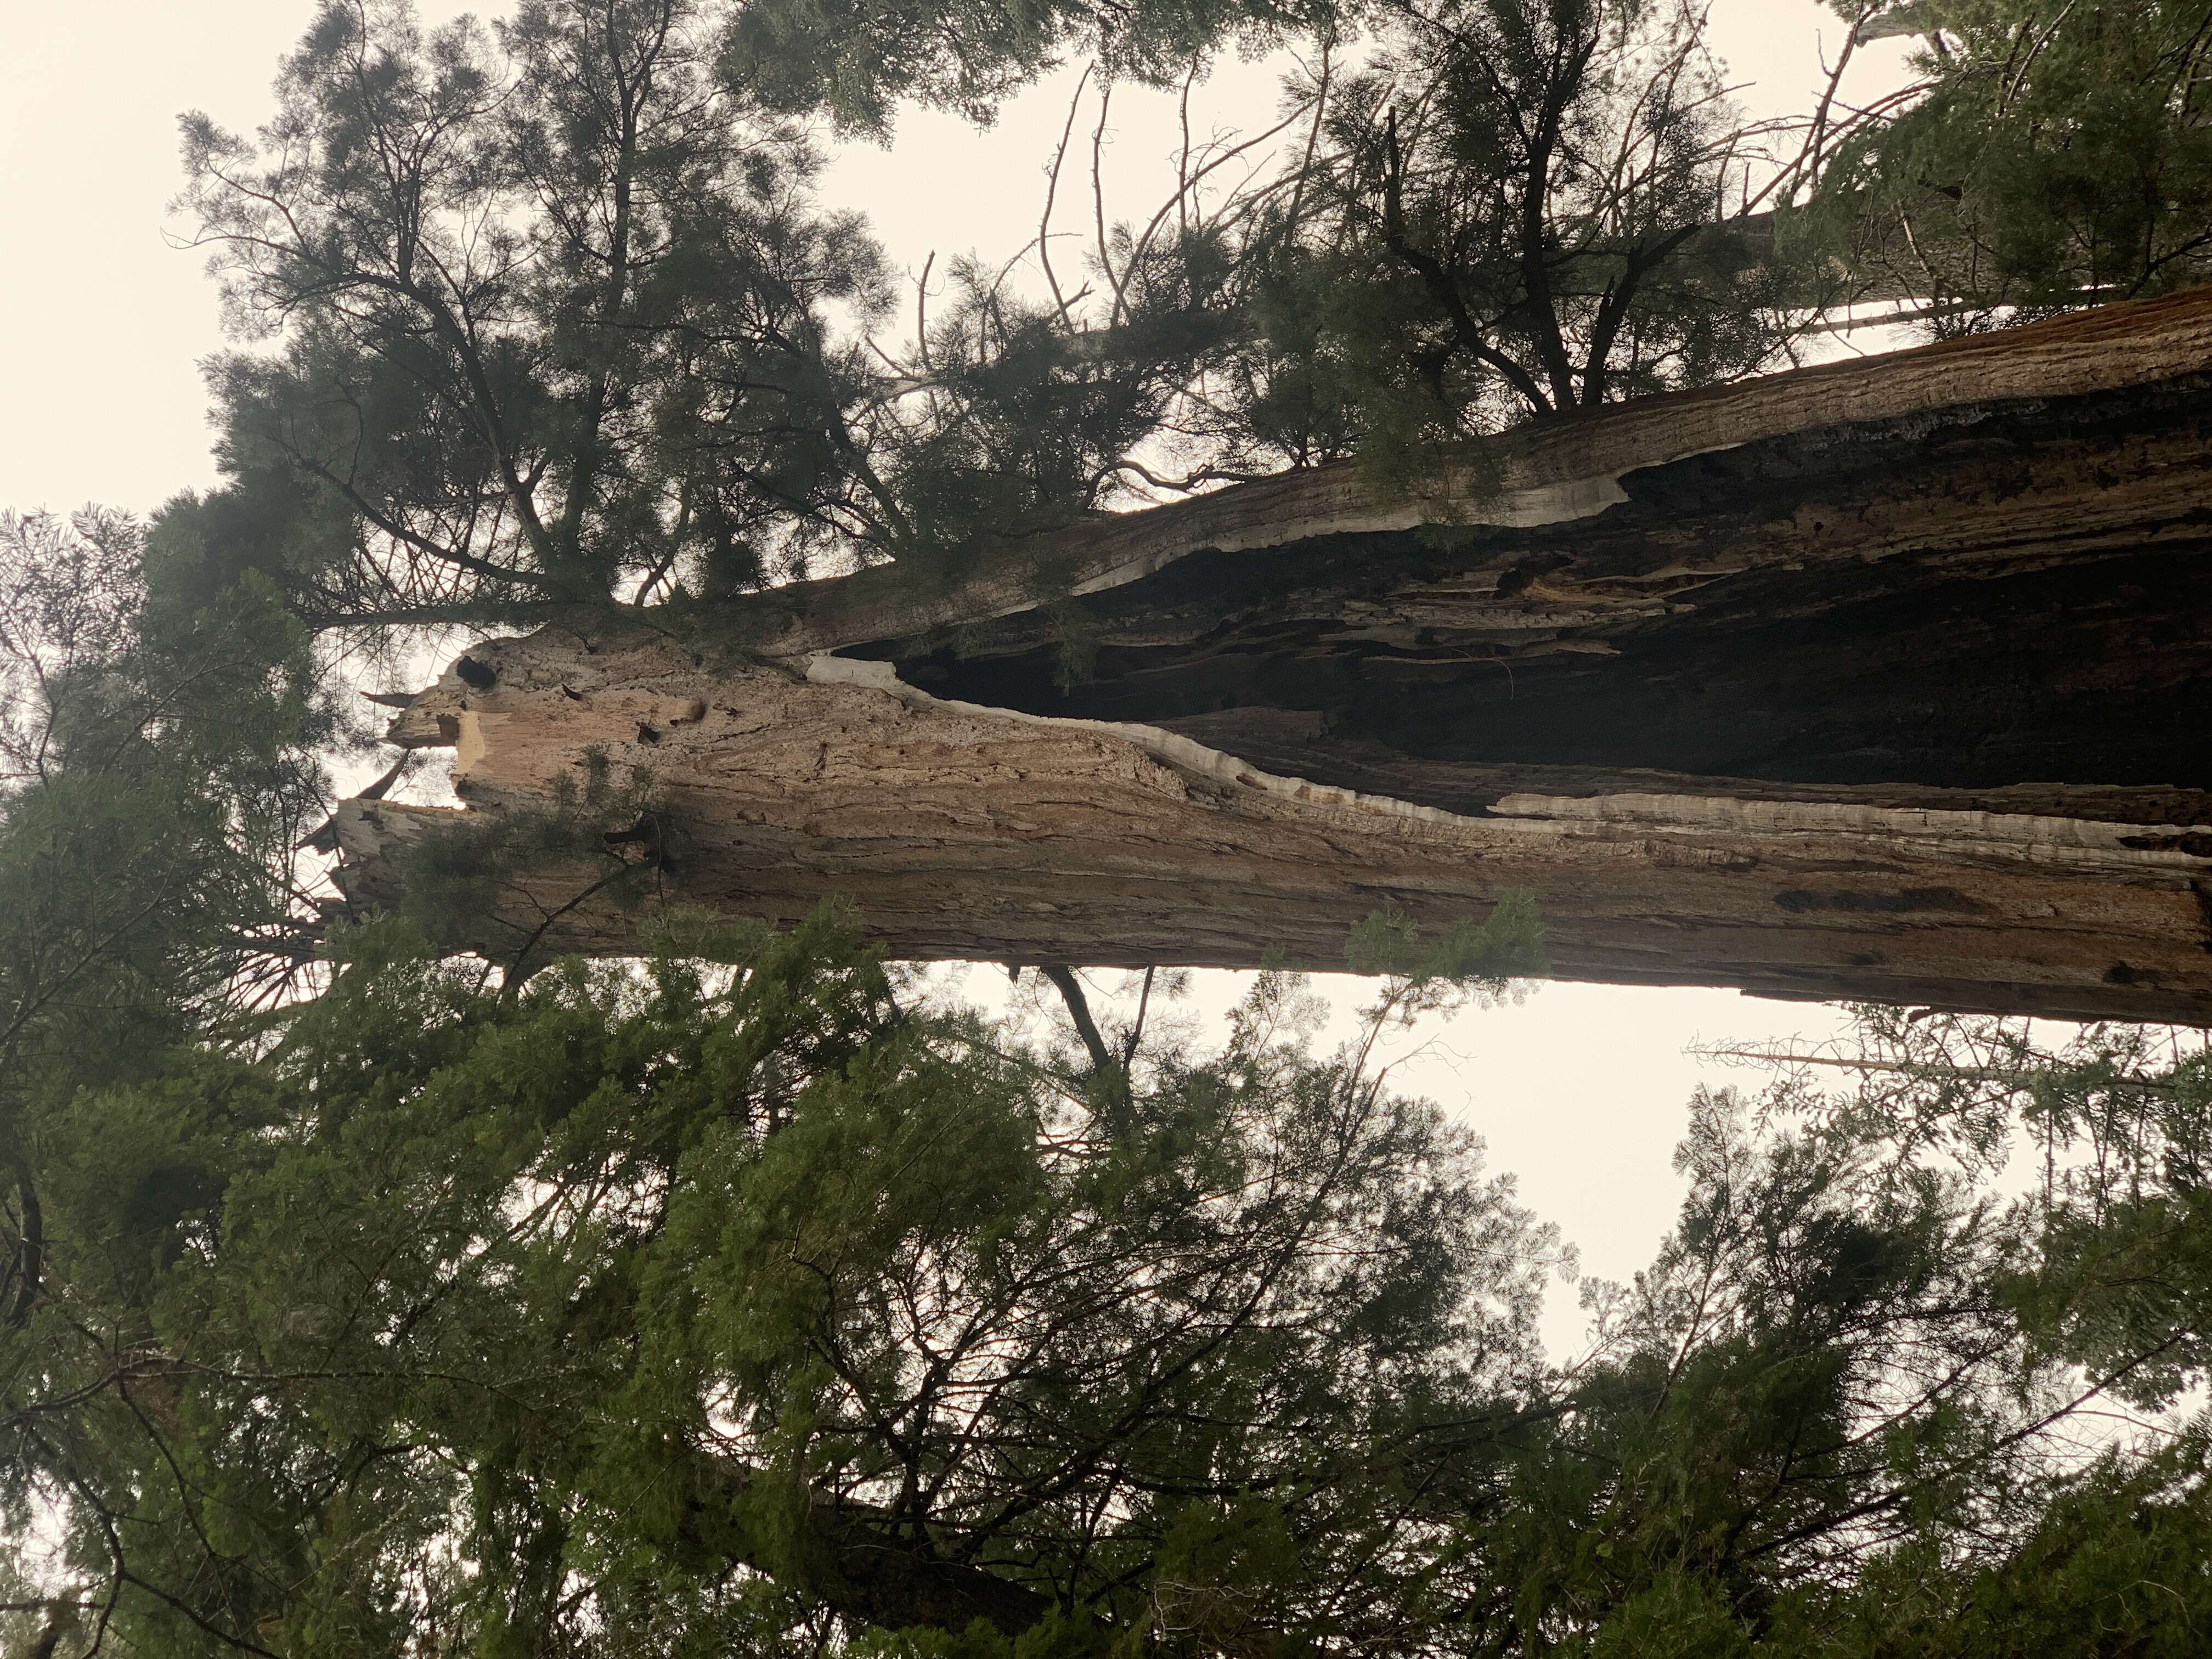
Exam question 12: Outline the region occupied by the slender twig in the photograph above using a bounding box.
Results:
[1039,64,1096,320]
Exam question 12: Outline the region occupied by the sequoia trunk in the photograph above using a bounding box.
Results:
[334,291,2212,1023]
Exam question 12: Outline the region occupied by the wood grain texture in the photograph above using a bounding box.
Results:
[334,636,2212,1022]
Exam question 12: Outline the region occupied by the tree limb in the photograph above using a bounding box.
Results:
[1041,964,1113,1076]
[682,1452,1055,1640]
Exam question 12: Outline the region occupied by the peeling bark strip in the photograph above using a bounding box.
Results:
[675,288,2212,659]
[336,291,2212,1022]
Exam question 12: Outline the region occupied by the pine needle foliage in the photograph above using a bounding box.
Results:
[11,7,2212,1652]
[155,0,1824,636]
[1799,1,2212,328]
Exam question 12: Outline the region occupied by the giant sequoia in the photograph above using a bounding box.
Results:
[334,290,2212,1021]
[148,0,2212,1018]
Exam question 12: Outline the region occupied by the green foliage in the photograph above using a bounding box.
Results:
[14,6,2212,1652]
[178,0,893,624]
[1799,1,2212,326]
[2,893,1564,1654]
[0,510,342,1658]
[1405,1009,2212,1655]
[1346,890,1548,988]
[0,509,332,1090]
[163,0,1838,641]
[724,0,1333,136]
[1242,0,1797,460]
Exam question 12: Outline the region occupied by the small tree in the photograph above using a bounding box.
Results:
[1800,0,2212,326]
[1274,0,1797,445]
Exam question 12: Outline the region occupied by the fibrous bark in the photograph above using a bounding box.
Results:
[334,290,2212,1023]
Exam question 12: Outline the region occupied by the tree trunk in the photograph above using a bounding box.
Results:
[334,289,2212,1023]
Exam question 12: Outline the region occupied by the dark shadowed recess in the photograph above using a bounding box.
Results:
[861,377,2212,825]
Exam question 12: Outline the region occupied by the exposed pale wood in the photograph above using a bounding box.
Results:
[334,637,2212,1023]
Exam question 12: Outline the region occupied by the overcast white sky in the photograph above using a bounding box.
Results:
[0,0,1920,1352]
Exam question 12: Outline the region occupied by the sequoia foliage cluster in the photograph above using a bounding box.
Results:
[145,0,1815,630]
[1804,0,2212,329]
